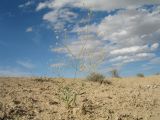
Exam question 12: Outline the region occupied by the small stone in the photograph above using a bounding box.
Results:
[49,101,59,105]
[0,111,5,119]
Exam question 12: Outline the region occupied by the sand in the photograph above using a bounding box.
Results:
[0,76,160,120]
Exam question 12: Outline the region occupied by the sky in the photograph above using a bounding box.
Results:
[0,0,160,77]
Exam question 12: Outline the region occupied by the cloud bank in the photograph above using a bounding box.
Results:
[36,0,160,72]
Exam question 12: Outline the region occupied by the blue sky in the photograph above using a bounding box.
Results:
[0,0,160,77]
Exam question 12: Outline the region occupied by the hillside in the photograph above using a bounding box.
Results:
[0,76,160,120]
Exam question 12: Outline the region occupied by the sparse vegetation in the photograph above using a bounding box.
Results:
[60,86,77,109]
[34,77,51,82]
[1,0,160,119]
[86,72,111,84]
[137,73,145,77]
[1,77,160,119]
[86,72,105,82]
[110,69,120,78]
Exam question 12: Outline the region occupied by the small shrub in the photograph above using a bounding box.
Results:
[110,69,120,78]
[137,73,144,77]
[34,77,50,82]
[86,72,105,83]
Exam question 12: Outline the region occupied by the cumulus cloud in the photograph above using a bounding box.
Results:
[42,8,78,30]
[26,27,33,32]
[36,2,48,11]
[151,43,159,51]
[97,9,160,45]
[19,1,34,8]
[110,53,155,63]
[36,0,160,11]
[52,34,104,60]
[36,0,160,71]
[67,8,160,67]
[110,45,149,55]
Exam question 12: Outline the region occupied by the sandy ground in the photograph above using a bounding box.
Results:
[0,76,160,120]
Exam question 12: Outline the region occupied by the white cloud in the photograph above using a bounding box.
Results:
[110,53,155,68]
[17,60,35,69]
[72,24,97,34]
[19,1,34,8]
[36,2,48,11]
[52,8,160,70]
[151,43,159,51]
[36,0,160,71]
[97,9,160,45]
[110,45,149,55]
[149,57,160,64]
[50,63,65,68]
[36,0,160,11]
[52,34,104,59]
[43,8,78,30]
[26,27,33,32]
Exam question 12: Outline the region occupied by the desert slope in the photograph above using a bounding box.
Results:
[0,76,160,120]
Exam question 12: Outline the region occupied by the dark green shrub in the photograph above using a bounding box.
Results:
[137,73,145,77]
[86,72,105,83]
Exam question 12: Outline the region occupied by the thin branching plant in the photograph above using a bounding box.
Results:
[52,0,106,80]
[59,86,77,109]
[110,69,120,78]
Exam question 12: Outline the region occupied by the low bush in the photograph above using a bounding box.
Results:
[137,73,145,77]
[86,72,105,82]
[86,72,111,85]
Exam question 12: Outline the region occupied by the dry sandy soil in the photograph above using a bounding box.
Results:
[0,76,160,120]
